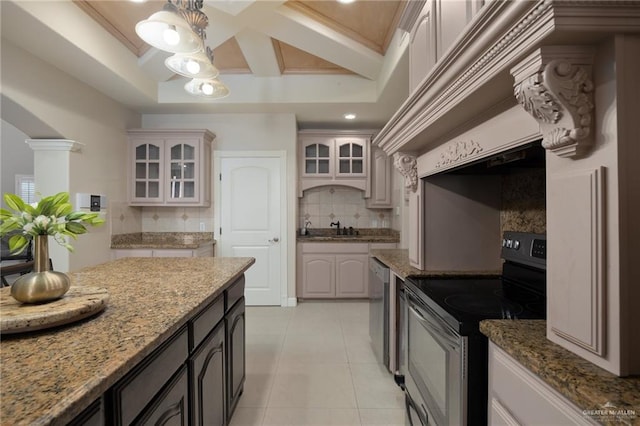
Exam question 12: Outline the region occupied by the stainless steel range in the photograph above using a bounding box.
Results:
[395,232,546,425]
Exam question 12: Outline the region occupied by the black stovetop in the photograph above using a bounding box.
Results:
[404,273,546,336]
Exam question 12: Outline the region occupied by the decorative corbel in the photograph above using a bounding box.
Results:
[393,152,417,200]
[511,46,595,158]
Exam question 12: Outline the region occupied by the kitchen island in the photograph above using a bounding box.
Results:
[0,256,254,425]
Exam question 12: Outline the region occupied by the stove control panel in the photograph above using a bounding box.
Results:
[501,232,546,269]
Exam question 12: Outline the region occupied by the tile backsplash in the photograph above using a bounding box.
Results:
[299,186,392,230]
[109,202,214,234]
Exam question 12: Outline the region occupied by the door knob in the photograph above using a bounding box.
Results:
[269,237,280,243]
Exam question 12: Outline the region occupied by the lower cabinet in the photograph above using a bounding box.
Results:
[73,276,245,426]
[226,297,246,422]
[298,242,395,299]
[111,245,214,259]
[190,321,226,426]
[135,365,189,426]
[488,342,597,425]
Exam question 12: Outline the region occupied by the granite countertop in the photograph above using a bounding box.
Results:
[110,232,215,249]
[0,256,254,426]
[297,228,400,243]
[370,248,501,279]
[480,320,640,425]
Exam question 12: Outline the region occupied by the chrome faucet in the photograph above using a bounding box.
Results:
[330,221,340,235]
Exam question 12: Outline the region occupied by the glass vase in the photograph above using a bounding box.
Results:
[10,235,71,303]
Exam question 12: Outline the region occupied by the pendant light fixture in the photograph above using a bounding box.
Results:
[184,78,230,98]
[165,47,220,79]
[135,1,206,54]
[135,0,229,99]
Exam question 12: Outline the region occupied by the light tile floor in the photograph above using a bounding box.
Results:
[231,301,405,426]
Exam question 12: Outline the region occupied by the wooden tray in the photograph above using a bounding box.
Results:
[0,286,109,334]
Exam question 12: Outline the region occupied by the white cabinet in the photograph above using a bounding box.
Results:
[298,243,369,298]
[488,342,597,425]
[366,146,393,209]
[409,0,436,91]
[128,129,214,206]
[298,131,371,196]
[112,245,214,260]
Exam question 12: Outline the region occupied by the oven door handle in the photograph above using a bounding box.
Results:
[407,295,460,350]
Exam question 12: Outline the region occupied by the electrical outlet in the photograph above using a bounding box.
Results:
[199,222,205,231]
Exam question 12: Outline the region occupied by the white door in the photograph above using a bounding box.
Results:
[218,155,284,305]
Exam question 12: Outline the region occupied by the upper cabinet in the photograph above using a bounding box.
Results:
[298,131,371,196]
[128,129,214,206]
[366,146,393,209]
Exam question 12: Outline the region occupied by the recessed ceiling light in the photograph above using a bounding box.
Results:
[337,0,356,4]
[344,113,357,120]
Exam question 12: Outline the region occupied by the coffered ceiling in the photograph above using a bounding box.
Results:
[1,0,411,128]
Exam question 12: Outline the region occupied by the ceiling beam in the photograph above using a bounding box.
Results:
[1,1,157,105]
[234,29,282,77]
[253,5,383,80]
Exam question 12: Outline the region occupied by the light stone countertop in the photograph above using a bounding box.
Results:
[480,320,640,425]
[110,232,215,249]
[370,248,501,279]
[0,256,254,426]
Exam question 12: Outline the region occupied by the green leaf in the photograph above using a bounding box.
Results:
[8,234,29,254]
[66,222,87,235]
[52,192,69,206]
[4,194,25,212]
[55,203,73,217]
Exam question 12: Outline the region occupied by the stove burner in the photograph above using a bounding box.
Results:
[444,294,524,317]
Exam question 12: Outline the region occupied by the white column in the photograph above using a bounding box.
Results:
[25,139,84,273]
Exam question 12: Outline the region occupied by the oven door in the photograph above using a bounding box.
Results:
[406,288,466,426]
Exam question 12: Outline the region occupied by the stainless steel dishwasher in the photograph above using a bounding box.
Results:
[369,257,390,369]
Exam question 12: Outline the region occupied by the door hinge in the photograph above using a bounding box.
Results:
[219,227,222,235]
[219,173,222,181]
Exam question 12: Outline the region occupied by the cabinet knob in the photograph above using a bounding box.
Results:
[269,237,280,243]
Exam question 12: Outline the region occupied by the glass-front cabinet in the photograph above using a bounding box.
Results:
[336,139,365,176]
[298,131,371,196]
[128,130,214,206]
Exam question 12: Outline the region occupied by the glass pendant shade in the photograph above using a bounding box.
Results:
[184,78,230,99]
[165,51,220,79]
[135,10,203,53]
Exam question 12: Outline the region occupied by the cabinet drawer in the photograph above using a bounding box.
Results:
[225,276,245,312]
[191,295,224,351]
[112,327,188,425]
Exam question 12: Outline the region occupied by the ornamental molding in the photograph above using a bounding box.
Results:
[511,46,595,158]
[393,152,418,193]
[26,139,84,152]
[435,140,483,168]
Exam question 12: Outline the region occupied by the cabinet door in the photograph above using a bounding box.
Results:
[190,321,226,426]
[409,0,436,91]
[301,254,335,297]
[131,139,164,204]
[68,399,103,426]
[166,139,200,204]
[335,138,366,177]
[335,254,369,298]
[301,138,332,177]
[226,298,245,422]
[366,146,392,208]
[134,365,189,426]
